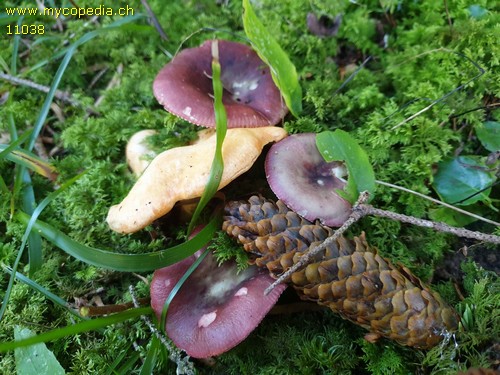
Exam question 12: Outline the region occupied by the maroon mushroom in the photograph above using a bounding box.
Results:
[153,39,288,128]
[265,133,352,227]
[150,249,287,358]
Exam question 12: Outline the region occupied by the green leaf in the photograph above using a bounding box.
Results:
[188,41,227,234]
[432,156,496,206]
[242,0,302,117]
[475,121,500,152]
[468,5,488,19]
[14,326,66,375]
[316,130,376,203]
[428,207,478,227]
[1,307,151,353]
[16,211,221,272]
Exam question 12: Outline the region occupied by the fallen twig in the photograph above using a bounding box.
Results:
[265,191,500,295]
[129,286,195,375]
[376,179,500,226]
[0,72,79,106]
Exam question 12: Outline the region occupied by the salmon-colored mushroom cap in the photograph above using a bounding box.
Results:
[153,39,288,128]
[107,127,287,234]
[150,250,287,358]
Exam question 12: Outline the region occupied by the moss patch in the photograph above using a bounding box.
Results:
[1,0,498,373]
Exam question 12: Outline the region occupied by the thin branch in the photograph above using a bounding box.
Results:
[0,73,79,106]
[128,286,195,375]
[375,179,500,226]
[361,204,500,243]
[79,298,150,317]
[264,192,370,295]
[265,191,500,295]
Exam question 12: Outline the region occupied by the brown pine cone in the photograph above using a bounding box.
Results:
[223,195,459,349]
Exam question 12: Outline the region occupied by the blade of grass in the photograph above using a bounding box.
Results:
[0,307,152,353]
[116,351,142,374]
[10,15,23,73]
[0,173,86,321]
[139,337,161,375]
[105,345,132,375]
[0,175,8,194]
[25,14,146,75]
[187,40,227,235]
[0,129,33,159]
[26,14,145,152]
[15,211,221,272]
[159,248,210,332]
[2,266,83,320]
[0,145,57,180]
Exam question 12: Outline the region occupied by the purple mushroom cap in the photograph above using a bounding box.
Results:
[153,39,288,128]
[150,250,287,358]
[265,133,352,227]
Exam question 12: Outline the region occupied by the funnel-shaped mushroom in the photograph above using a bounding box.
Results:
[265,133,352,227]
[107,127,287,233]
[153,40,288,128]
[150,250,287,358]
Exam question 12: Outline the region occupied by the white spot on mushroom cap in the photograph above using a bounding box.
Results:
[198,311,217,328]
[208,268,253,300]
[232,79,259,91]
[234,287,248,297]
[183,106,192,116]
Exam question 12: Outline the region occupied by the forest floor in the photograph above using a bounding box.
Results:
[1,1,499,374]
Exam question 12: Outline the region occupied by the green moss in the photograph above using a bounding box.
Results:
[209,231,250,272]
[1,0,498,373]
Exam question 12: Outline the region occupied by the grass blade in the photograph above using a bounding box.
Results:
[0,145,57,180]
[2,266,82,320]
[159,249,209,332]
[187,40,227,234]
[0,307,152,353]
[15,212,221,272]
[0,173,85,321]
[139,337,161,375]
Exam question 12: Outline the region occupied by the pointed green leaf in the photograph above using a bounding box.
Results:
[432,156,495,206]
[242,0,302,117]
[316,130,376,203]
[475,121,500,152]
[14,326,65,375]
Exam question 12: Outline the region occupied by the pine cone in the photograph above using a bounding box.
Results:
[223,195,459,349]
